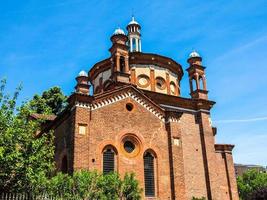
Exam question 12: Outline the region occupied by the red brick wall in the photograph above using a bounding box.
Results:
[54,112,75,173]
[73,97,172,199]
[167,120,186,199]
[179,113,208,199]
[53,96,238,200]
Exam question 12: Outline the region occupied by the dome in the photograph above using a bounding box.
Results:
[128,16,139,25]
[189,50,201,58]
[78,70,87,77]
[113,28,125,35]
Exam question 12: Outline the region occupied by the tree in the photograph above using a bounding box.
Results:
[0,79,142,198]
[0,79,55,192]
[29,86,67,115]
[237,169,267,199]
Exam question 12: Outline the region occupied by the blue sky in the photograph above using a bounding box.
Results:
[0,0,266,166]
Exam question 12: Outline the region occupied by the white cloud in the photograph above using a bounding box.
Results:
[214,116,267,124]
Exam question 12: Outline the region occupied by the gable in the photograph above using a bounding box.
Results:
[75,88,166,122]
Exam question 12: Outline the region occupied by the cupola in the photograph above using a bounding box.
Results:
[113,28,126,35]
[186,50,208,100]
[127,16,142,52]
[75,70,90,94]
[109,28,130,84]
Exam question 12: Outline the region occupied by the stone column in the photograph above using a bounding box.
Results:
[130,38,133,52]
[135,38,139,52]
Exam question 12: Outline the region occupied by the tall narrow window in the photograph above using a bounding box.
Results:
[199,76,204,90]
[61,155,68,174]
[144,152,155,197]
[120,56,125,72]
[132,39,136,52]
[103,148,115,174]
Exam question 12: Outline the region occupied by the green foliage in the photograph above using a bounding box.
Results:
[121,173,142,200]
[29,86,67,115]
[246,187,267,200]
[0,79,55,192]
[0,80,142,199]
[44,171,142,200]
[237,169,267,199]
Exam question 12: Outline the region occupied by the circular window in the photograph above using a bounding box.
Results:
[124,141,135,153]
[137,74,150,88]
[155,77,166,90]
[120,134,141,157]
[126,103,134,111]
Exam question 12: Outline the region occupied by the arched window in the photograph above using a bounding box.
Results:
[144,152,155,197]
[193,78,198,91]
[132,39,136,52]
[120,56,125,72]
[61,155,68,173]
[103,146,116,174]
[199,76,204,90]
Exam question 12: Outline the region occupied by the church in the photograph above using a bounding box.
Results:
[44,17,239,200]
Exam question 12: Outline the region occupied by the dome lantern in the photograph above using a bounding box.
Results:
[126,16,142,52]
[75,70,90,94]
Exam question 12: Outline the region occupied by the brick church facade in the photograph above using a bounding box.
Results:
[44,17,239,199]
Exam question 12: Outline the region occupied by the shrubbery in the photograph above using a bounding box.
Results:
[33,170,142,200]
[237,169,267,200]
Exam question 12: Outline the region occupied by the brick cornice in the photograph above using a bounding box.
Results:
[143,89,215,112]
[215,144,235,153]
[186,64,206,72]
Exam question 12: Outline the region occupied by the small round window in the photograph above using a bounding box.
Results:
[124,141,135,153]
[126,103,134,111]
[155,77,166,90]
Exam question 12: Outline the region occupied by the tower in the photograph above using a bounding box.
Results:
[109,28,130,83]
[75,70,90,94]
[127,16,141,52]
[186,51,208,100]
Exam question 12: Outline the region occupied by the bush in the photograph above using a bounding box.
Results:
[43,170,142,200]
[237,169,267,199]
[246,187,267,200]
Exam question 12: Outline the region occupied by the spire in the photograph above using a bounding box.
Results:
[128,16,139,25]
